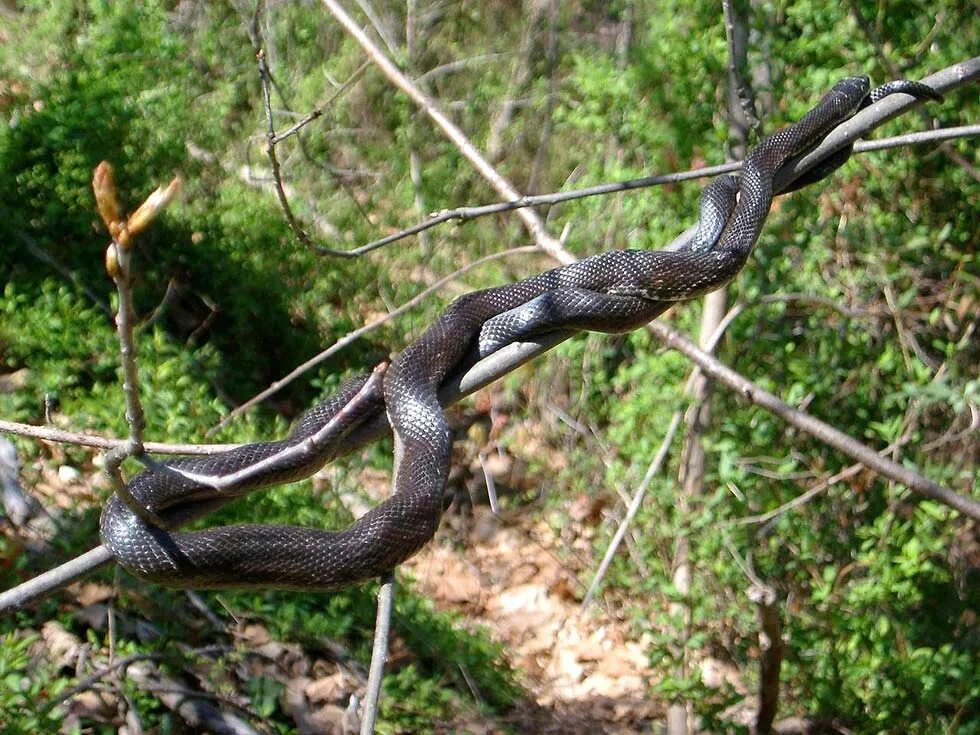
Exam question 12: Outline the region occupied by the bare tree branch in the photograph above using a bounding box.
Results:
[414,54,508,85]
[320,0,565,258]
[750,582,784,735]
[255,44,322,254]
[244,9,373,256]
[0,420,239,454]
[353,160,743,256]
[581,411,683,609]
[270,61,371,146]
[0,546,115,612]
[126,660,261,735]
[43,652,161,712]
[731,460,875,527]
[348,122,979,255]
[95,163,180,529]
[854,123,980,152]
[646,321,980,519]
[359,572,394,735]
[349,56,980,257]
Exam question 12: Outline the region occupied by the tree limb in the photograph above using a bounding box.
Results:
[320,0,565,258]
[646,321,980,519]
[0,420,239,455]
[359,572,394,735]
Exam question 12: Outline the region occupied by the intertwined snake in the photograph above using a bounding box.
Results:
[100,76,941,590]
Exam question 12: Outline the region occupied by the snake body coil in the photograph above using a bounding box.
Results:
[100,76,940,590]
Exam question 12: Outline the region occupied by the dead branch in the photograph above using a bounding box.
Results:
[749,582,784,734]
[581,411,683,608]
[96,163,180,528]
[351,55,979,258]
[320,0,565,258]
[347,122,979,256]
[358,572,395,734]
[647,321,980,519]
[0,420,239,454]
[125,660,260,735]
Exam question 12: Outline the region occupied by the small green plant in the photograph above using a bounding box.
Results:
[0,634,68,735]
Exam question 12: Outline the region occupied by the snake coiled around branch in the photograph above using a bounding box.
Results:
[100,76,941,590]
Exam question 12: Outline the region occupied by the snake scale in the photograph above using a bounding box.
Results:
[100,76,941,590]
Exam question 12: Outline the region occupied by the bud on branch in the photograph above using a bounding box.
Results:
[93,162,181,278]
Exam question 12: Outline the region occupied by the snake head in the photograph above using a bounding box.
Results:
[829,76,873,112]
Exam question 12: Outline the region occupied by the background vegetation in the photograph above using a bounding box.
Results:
[1,1,976,733]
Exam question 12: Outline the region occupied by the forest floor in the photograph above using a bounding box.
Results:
[405,502,666,734]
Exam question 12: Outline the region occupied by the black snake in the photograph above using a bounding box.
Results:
[100,77,941,590]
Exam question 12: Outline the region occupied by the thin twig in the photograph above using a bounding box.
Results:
[352,0,398,59]
[255,46,323,254]
[0,546,115,611]
[414,54,507,85]
[213,245,538,431]
[729,461,870,527]
[103,236,147,502]
[126,660,260,735]
[581,410,683,609]
[854,123,980,152]
[0,420,239,454]
[240,1,381,227]
[43,652,160,712]
[96,164,179,529]
[351,161,742,256]
[270,61,371,145]
[360,571,395,735]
